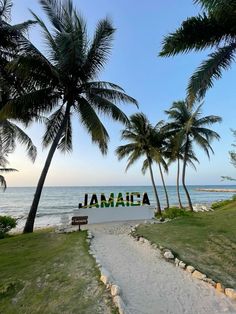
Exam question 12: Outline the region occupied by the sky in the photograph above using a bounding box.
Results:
[5,0,236,187]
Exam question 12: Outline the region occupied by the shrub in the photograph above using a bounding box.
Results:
[211,195,236,209]
[0,216,17,239]
[155,207,191,220]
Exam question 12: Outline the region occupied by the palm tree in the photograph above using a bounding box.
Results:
[116,113,162,215]
[1,0,137,233]
[164,101,221,211]
[0,0,35,67]
[165,135,199,209]
[0,146,17,190]
[159,0,236,103]
[142,120,170,209]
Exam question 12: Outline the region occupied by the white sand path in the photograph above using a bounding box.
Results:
[88,221,236,314]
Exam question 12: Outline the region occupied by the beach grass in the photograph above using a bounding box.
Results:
[136,201,236,289]
[0,229,117,314]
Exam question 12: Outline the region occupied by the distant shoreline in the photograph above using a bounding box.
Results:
[196,188,236,193]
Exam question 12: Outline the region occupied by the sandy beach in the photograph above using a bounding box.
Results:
[88,221,236,314]
[196,189,236,193]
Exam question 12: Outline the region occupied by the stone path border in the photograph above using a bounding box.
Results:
[87,230,126,314]
[131,222,236,302]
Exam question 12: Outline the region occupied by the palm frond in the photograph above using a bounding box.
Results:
[42,105,65,148]
[5,121,37,162]
[0,174,6,191]
[0,0,12,20]
[115,143,138,161]
[85,93,130,126]
[57,114,72,153]
[194,0,235,14]
[187,43,236,102]
[82,18,115,79]
[159,14,231,57]
[0,167,17,172]
[125,149,143,172]
[39,0,64,32]
[75,97,109,154]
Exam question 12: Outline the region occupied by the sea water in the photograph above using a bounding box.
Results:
[0,185,236,229]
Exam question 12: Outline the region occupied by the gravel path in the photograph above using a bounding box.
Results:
[88,221,236,314]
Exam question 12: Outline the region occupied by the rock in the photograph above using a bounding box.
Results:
[179,261,186,269]
[159,246,164,250]
[192,270,206,280]
[152,244,158,249]
[100,268,110,285]
[164,251,174,259]
[225,288,236,300]
[203,278,216,287]
[175,258,180,266]
[186,265,195,273]
[216,283,224,293]
[113,296,125,314]
[111,284,121,296]
[139,237,145,243]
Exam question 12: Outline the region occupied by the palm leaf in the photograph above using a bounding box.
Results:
[0,0,12,20]
[187,43,236,102]
[75,97,109,154]
[82,18,115,80]
[0,174,6,191]
[159,14,231,57]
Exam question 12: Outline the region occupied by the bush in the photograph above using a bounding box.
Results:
[0,216,17,239]
[211,195,236,209]
[155,207,191,220]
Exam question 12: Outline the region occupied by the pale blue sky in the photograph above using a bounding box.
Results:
[7,0,236,186]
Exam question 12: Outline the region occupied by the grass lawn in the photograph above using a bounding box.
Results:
[0,230,117,314]
[136,201,236,289]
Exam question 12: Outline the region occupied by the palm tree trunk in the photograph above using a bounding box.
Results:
[158,162,169,209]
[23,104,71,233]
[147,156,162,215]
[177,157,183,209]
[182,139,193,211]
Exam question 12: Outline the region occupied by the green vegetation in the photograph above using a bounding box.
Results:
[156,207,192,220]
[211,195,236,209]
[0,215,16,238]
[136,201,236,288]
[0,230,117,314]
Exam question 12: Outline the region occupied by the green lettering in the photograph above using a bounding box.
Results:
[131,192,141,206]
[101,193,114,207]
[116,192,125,207]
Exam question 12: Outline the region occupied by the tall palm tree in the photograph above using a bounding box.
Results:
[1,0,137,233]
[116,113,162,215]
[142,120,170,209]
[159,0,236,103]
[164,101,221,211]
[165,135,199,209]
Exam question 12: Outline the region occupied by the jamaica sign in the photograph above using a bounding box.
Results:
[78,192,150,209]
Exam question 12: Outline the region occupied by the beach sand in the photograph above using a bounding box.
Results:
[88,221,236,314]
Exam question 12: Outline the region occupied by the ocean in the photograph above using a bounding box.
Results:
[1,185,236,229]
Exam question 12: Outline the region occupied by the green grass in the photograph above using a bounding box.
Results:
[0,230,117,314]
[136,201,236,289]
